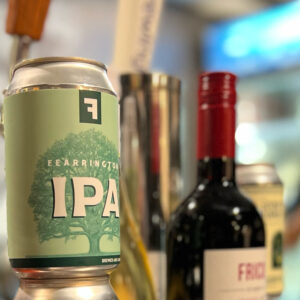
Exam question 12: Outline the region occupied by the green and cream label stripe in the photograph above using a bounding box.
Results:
[4,89,120,267]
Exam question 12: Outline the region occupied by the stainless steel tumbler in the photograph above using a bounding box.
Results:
[120,73,181,300]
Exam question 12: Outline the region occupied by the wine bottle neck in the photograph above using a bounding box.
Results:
[197,158,236,185]
[197,73,237,160]
[197,72,237,186]
[197,104,236,159]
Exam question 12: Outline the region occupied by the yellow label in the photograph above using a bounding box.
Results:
[241,184,284,296]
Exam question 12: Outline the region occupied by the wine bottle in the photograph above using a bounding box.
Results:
[167,72,266,300]
[110,179,156,300]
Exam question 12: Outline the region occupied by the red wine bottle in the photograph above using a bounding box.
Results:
[167,72,266,300]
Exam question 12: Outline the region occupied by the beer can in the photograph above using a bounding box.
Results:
[236,163,285,299]
[3,57,120,281]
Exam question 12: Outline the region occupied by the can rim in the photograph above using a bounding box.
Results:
[120,72,181,90]
[236,163,282,185]
[11,57,107,78]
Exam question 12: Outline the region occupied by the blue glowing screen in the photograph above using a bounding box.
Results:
[203,1,300,76]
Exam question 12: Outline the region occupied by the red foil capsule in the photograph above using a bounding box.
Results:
[197,72,237,159]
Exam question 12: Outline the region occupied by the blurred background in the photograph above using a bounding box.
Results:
[1,0,300,299]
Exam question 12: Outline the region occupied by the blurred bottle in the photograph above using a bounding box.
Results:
[167,72,266,300]
[120,73,181,300]
[111,179,156,300]
[237,164,285,299]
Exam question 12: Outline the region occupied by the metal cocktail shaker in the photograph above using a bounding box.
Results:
[120,73,181,300]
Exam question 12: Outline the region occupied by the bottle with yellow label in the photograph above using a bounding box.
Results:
[110,179,156,300]
[237,163,285,299]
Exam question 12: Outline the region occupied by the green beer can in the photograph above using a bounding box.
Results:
[3,57,120,287]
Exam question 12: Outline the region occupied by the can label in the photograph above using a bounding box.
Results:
[241,184,284,296]
[4,89,120,268]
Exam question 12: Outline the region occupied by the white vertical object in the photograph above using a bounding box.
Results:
[112,0,164,73]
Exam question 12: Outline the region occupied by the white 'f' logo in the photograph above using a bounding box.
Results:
[84,98,98,120]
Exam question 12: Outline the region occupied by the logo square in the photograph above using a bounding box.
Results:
[79,90,101,124]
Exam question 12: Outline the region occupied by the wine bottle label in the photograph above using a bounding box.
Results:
[4,89,120,268]
[204,248,266,300]
[241,184,284,296]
